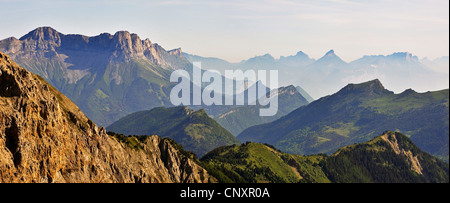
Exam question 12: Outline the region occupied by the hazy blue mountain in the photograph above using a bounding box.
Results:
[186,50,449,100]
[278,51,315,67]
[421,56,449,74]
[183,52,237,73]
[348,52,449,96]
[306,49,349,73]
[238,53,278,70]
[350,52,427,73]
[238,79,449,162]
[290,50,352,97]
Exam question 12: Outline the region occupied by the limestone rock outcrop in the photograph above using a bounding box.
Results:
[0,52,214,183]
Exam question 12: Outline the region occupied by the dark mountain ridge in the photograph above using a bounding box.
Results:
[238,79,449,162]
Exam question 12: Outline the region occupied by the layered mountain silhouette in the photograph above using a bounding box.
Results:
[238,79,449,162]
[306,49,349,74]
[185,50,449,99]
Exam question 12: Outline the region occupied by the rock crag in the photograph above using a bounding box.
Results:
[0,52,214,183]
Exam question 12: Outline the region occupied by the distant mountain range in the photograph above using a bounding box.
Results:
[202,131,449,183]
[238,79,449,162]
[185,50,449,99]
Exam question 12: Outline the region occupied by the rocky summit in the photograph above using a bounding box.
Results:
[0,51,214,183]
[5,27,189,68]
[0,27,192,126]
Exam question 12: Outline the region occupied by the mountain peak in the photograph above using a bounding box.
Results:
[279,84,297,91]
[112,30,133,44]
[4,27,190,72]
[338,79,392,95]
[285,50,312,60]
[313,49,347,66]
[388,52,419,62]
[176,106,195,116]
[295,50,307,56]
[168,48,183,57]
[319,49,342,60]
[17,27,62,50]
[276,85,299,96]
[142,38,152,46]
[325,49,335,56]
[19,26,60,41]
[399,88,417,96]
[278,50,315,66]
[241,54,276,68]
[262,53,273,57]
[248,53,275,61]
[114,30,131,36]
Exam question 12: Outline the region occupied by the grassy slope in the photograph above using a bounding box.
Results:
[202,132,449,183]
[238,82,449,162]
[201,142,330,183]
[107,106,240,157]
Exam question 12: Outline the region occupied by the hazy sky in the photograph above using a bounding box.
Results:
[1,0,448,62]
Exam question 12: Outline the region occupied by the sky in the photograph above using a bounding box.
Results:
[0,0,448,62]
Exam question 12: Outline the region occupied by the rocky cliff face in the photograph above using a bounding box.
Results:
[0,52,213,183]
[2,27,189,69]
